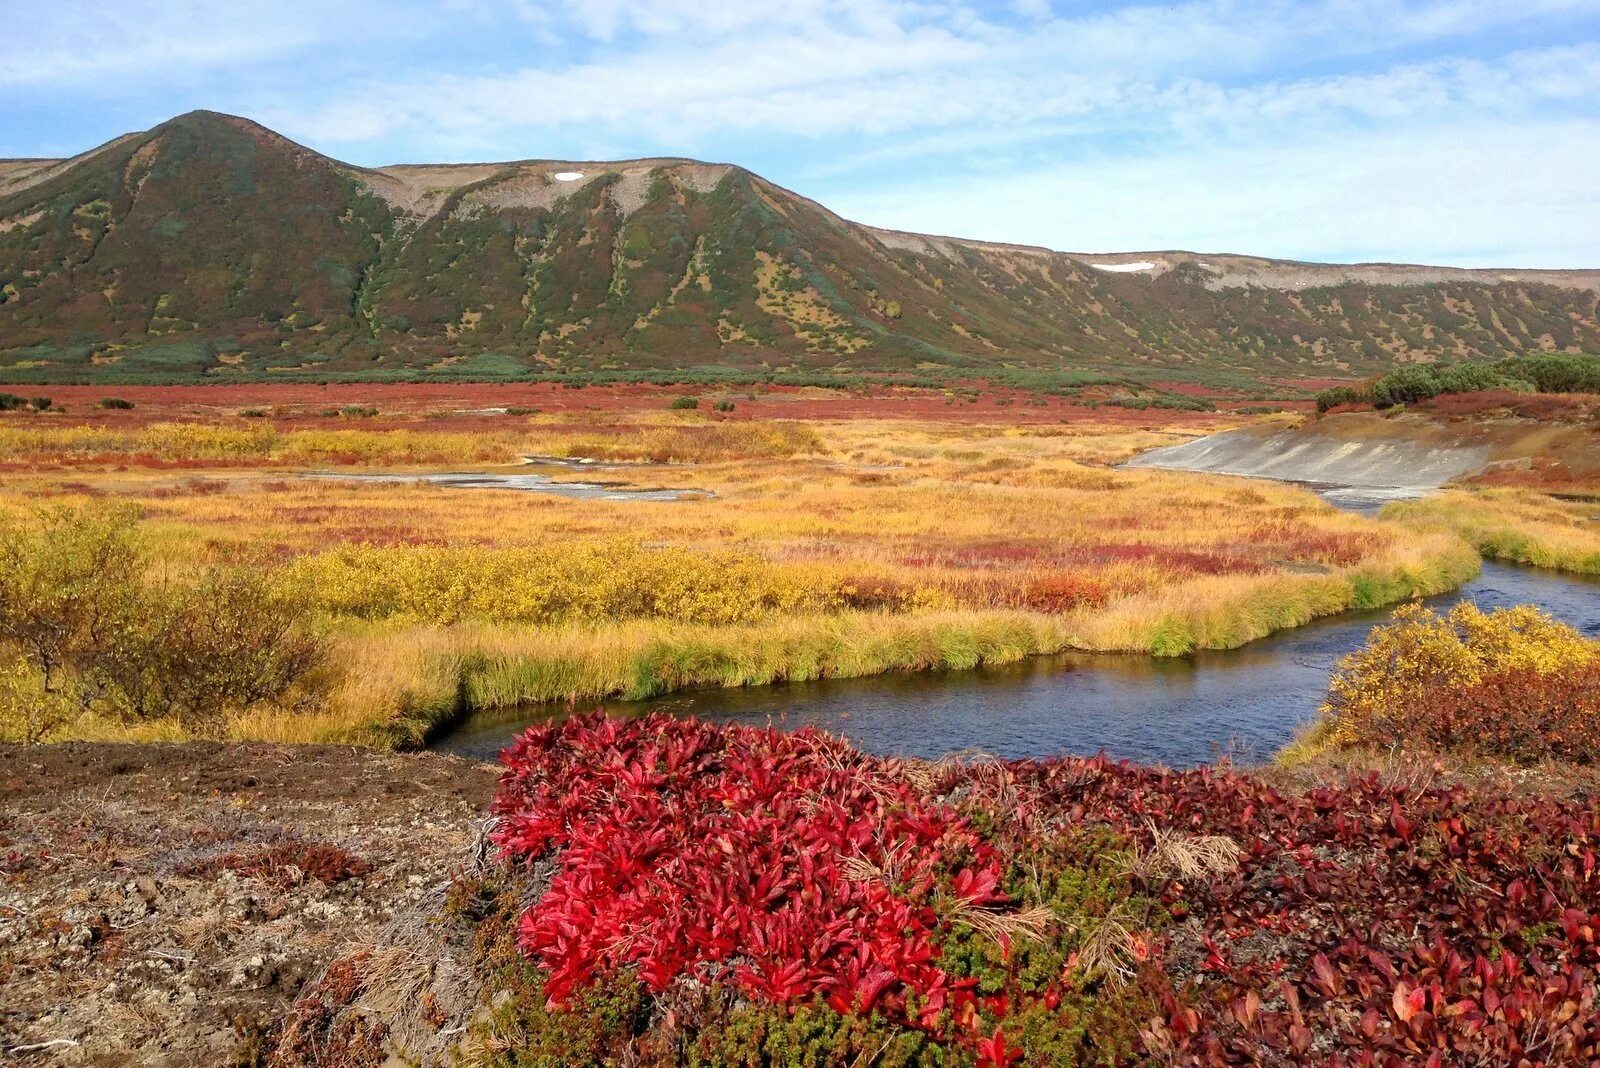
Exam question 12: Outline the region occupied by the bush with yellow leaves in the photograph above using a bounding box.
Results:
[289,540,846,628]
[1319,601,1600,761]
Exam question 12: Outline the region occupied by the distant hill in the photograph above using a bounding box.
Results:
[2,110,1597,384]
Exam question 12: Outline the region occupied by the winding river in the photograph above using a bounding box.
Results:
[433,482,1600,767]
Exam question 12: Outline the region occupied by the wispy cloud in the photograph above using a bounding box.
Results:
[6,0,1600,264]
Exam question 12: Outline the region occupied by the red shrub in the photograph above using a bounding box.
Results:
[1383,665,1600,763]
[493,715,1600,1064]
[493,715,985,1030]
[1019,573,1111,612]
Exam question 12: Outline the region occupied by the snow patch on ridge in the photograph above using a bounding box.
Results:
[552,171,585,182]
[1089,261,1157,273]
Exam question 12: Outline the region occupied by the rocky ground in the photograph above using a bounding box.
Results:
[0,743,500,1067]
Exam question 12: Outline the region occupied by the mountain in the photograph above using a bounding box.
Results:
[2,110,1598,384]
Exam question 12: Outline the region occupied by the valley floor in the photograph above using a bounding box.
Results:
[0,387,1477,748]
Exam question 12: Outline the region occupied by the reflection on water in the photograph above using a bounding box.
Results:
[306,468,711,501]
[434,561,1600,768]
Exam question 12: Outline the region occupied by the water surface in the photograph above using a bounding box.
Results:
[308,468,711,502]
[435,560,1600,767]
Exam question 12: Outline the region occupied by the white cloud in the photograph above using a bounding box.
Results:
[8,0,1600,264]
[831,118,1600,268]
[264,0,1600,149]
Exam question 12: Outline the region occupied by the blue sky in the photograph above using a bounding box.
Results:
[6,0,1600,267]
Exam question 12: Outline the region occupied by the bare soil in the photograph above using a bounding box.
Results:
[0,743,499,1067]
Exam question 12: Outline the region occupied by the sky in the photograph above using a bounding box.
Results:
[5,0,1600,267]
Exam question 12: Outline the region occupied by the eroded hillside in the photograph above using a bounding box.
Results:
[2,111,1598,382]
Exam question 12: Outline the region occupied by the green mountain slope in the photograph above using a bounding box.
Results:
[2,111,1597,383]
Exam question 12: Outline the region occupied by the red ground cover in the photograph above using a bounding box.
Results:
[493,713,1600,1065]
[0,382,1254,429]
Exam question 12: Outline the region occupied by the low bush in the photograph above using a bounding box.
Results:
[1318,354,1600,412]
[668,396,700,410]
[483,712,1600,1064]
[98,396,135,409]
[0,393,52,412]
[1319,601,1599,761]
[1314,385,1371,412]
[0,505,326,741]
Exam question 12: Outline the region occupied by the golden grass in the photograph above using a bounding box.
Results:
[0,412,824,467]
[0,411,1486,746]
[1383,488,1600,575]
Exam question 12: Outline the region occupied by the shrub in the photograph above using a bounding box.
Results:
[505,406,539,416]
[489,713,1600,1063]
[0,504,144,741]
[1372,363,1537,407]
[98,397,135,409]
[93,563,326,732]
[339,405,379,418]
[713,400,736,412]
[668,396,700,410]
[1394,664,1600,763]
[239,407,268,418]
[1321,602,1598,759]
[491,714,1161,1063]
[29,397,52,412]
[1502,353,1600,394]
[1315,385,1371,412]
[0,507,326,739]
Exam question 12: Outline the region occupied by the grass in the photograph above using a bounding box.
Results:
[1384,488,1600,575]
[0,403,1490,747]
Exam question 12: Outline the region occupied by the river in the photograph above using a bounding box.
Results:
[433,487,1600,767]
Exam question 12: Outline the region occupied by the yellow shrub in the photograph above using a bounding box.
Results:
[288,540,842,627]
[139,423,279,459]
[1323,602,1597,744]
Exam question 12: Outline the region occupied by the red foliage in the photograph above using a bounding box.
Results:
[493,715,984,1032]
[1420,389,1598,422]
[179,840,373,889]
[0,382,1237,430]
[494,714,1600,1063]
[1372,665,1600,763]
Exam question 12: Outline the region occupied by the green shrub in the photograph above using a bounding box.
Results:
[713,400,735,412]
[339,405,379,418]
[98,397,135,410]
[668,396,700,410]
[1315,385,1372,412]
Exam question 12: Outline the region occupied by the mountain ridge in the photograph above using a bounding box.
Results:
[2,110,1597,384]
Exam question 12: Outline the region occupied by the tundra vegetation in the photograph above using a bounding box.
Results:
[5,385,1600,1066]
[0,394,1485,745]
[423,705,1600,1066]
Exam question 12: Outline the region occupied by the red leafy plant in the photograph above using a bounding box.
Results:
[493,714,1003,1035]
[491,714,1600,1065]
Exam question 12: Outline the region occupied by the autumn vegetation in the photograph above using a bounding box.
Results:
[1284,602,1600,767]
[7,385,1600,1066]
[0,398,1484,745]
[448,710,1600,1066]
